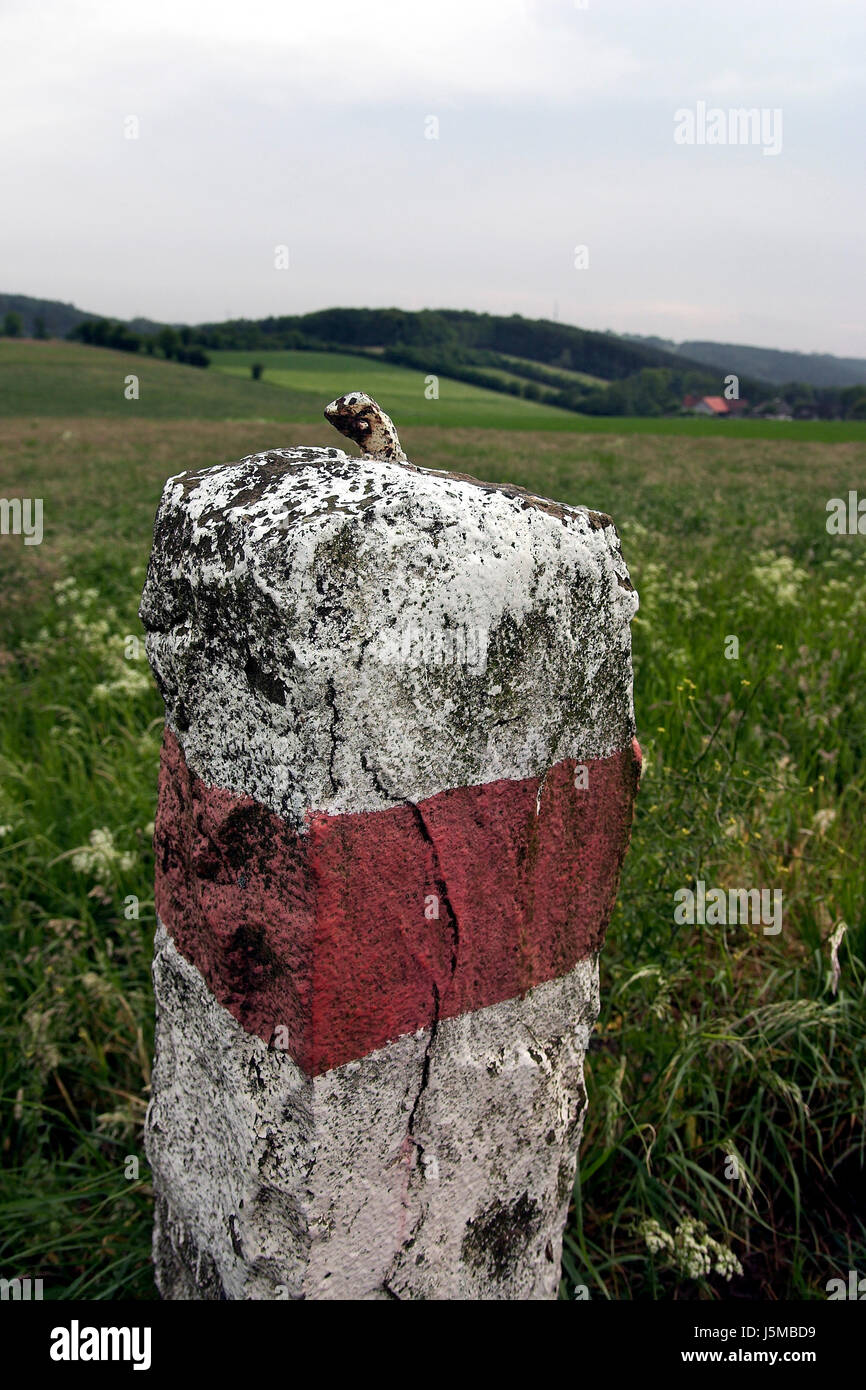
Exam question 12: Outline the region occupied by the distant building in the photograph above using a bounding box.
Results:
[683,395,730,416]
[752,398,794,421]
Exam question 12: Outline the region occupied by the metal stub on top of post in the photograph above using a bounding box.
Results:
[140,397,641,1301]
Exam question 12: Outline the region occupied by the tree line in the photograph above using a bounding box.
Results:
[66,317,210,367]
[5,303,864,418]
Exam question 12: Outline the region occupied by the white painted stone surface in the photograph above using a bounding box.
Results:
[147,922,599,1301]
[143,432,639,1301]
[140,446,637,830]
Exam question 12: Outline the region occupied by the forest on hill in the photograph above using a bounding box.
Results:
[5,294,866,419]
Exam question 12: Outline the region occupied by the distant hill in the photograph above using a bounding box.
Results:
[127,315,172,337]
[0,293,168,340]
[4,294,862,390]
[196,306,726,384]
[6,291,866,419]
[0,293,96,338]
[623,334,866,389]
[191,307,772,416]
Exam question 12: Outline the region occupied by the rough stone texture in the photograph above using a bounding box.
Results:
[140,446,637,829]
[147,922,598,1301]
[141,438,639,1301]
[154,725,640,1074]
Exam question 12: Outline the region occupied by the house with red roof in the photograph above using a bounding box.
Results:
[683,395,730,416]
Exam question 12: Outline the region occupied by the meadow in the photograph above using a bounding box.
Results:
[1,340,864,1299]
[5,339,864,440]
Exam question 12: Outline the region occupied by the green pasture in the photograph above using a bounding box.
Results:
[0,342,864,1299]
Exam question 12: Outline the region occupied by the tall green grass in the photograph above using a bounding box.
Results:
[563,526,866,1298]
[1,414,863,1299]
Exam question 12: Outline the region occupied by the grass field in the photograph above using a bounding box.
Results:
[210,347,579,428]
[4,340,866,441]
[498,352,608,388]
[1,341,864,1300]
[0,339,328,422]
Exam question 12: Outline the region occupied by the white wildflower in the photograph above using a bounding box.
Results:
[91,667,151,701]
[641,1216,742,1282]
[751,552,808,606]
[812,808,836,836]
[638,1218,675,1256]
[71,827,136,883]
[713,1245,744,1280]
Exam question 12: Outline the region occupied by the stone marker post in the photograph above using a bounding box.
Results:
[141,394,640,1300]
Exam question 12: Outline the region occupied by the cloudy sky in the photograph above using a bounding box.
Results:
[2,0,863,353]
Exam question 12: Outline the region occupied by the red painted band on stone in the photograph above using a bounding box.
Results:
[154,729,641,1076]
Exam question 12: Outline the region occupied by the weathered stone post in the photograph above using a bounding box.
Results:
[141,394,640,1300]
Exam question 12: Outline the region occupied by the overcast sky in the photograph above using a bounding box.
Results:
[2,0,863,354]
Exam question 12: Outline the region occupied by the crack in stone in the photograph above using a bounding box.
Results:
[394,799,464,1181]
[323,677,340,793]
[353,632,375,671]
[408,802,461,983]
[382,1192,428,1298]
[379,800,468,1296]
[394,799,465,1264]
[406,982,440,1153]
[358,750,402,805]
[520,1021,555,1074]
